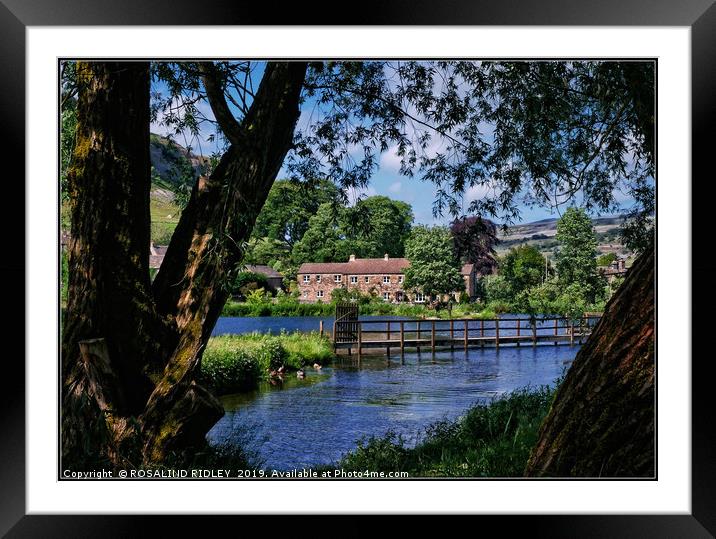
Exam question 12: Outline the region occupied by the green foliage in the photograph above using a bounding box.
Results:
[200,332,334,394]
[555,207,605,304]
[337,385,557,477]
[596,252,617,267]
[253,179,342,246]
[500,245,548,295]
[483,274,513,304]
[291,196,414,265]
[403,226,464,298]
[243,237,290,267]
[231,271,269,298]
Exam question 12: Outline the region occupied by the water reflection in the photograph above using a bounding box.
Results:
[207,343,578,471]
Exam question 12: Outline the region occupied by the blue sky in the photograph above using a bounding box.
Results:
[150,64,637,227]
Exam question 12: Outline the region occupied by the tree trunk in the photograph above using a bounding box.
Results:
[524,243,655,477]
[62,61,307,468]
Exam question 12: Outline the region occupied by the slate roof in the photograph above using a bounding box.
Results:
[244,265,283,279]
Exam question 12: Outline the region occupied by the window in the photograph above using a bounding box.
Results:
[303,275,309,283]
[383,292,390,301]
[364,276,370,283]
[350,276,358,284]
[398,275,404,284]
[334,274,342,283]
[316,275,321,283]
[303,291,308,298]
[383,276,390,284]
[317,290,324,298]
[415,292,425,303]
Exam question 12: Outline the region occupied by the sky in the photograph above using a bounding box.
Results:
[150,63,639,227]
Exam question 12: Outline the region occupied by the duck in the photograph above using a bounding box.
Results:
[296,368,306,379]
[313,363,322,370]
[277,365,286,374]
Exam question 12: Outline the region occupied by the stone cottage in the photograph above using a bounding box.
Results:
[297,254,477,303]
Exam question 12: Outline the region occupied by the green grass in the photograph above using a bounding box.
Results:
[150,188,181,244]
[335,385,557,477]
[200,331,334,395]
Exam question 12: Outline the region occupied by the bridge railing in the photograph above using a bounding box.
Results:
[332,314,602,354]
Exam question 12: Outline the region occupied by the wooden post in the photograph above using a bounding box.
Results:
[417,320,421,354]
[332,320,337,351]
[480,319,485,348]
[495,318,500,348]
[386,321,391,358]
[464,319,468,351]
[400,321,405,358]
[450,319,454,351]
[554,318,558,345]
[358,321,363,357]
[516,318,521,347]
[569,320,574,346]
[431,319,436,357]
[532,320,537,347]
[320,319,324,338]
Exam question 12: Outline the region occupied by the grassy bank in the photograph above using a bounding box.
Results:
[335,385,557,477]
[200,331,334,395]
[221,299,506,319]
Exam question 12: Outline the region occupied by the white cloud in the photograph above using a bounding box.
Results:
[388,181,402,193]
[346,185,378,206]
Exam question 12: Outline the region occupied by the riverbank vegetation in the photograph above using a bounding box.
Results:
[336,385,557,477]
[200,331,334,395]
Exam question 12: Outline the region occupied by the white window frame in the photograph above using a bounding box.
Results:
[316,275,321,283]
[350,275,358,284]
[398,275,404,283]
[364,276,370,283]
[316,290,324,298]
[303,275,310,283]
[334,274,342,283]
[383,275,390,284]
[414,292,425,303]
[383,292,390,301]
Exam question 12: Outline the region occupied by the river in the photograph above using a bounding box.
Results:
[207,315,580,471]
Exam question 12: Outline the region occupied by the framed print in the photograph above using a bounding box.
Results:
[2,0,714,535]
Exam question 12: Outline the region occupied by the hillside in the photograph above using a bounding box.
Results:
[148,134,208,243]
[496,215,629,259]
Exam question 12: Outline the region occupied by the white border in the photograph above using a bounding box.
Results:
[27,27,690,514]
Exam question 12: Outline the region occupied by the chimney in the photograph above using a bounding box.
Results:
[384,253,389,260]
[349,254,356,262]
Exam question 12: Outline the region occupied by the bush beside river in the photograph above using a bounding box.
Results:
[200,331,334,395]
[334,385,557,477]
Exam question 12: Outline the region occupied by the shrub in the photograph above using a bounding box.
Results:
[201,332,334,394]
[337,385,557,477]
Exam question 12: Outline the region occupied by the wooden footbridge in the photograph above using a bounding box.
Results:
[331,309,601,357]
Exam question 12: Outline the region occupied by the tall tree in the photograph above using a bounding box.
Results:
[290,196,414,264]
[251,178,341,246]
[403,226,464,301]
[450,216,499,274]
[555,207,604,303]
[500,244,547,296]
[63,61,306,466]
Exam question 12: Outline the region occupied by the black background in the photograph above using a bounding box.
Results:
[1,0,713,536]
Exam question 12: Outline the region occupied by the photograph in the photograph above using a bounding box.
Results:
[58,58,656,480]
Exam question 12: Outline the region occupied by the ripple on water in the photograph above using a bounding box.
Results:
[207,343,579,471]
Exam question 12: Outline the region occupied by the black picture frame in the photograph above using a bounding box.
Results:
[2,1,713,536]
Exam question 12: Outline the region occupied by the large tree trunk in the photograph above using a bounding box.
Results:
[62,61,307,468]
[525,243,655,477]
